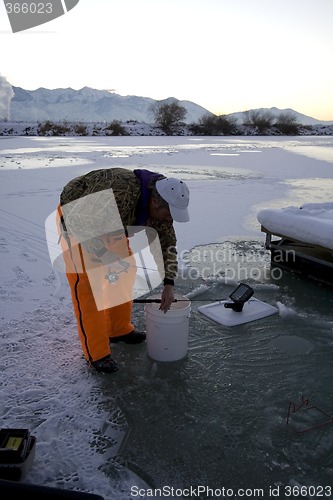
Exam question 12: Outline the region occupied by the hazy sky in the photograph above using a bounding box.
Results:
[1,0,333,120]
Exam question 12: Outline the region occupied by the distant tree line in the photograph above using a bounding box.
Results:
[8,103,318,137]
[152,102,302,135]
[37,119,128,136]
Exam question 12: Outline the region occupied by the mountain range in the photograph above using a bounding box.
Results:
[10,86,209,124]
[9,86,333,126]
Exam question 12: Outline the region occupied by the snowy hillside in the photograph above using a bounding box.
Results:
[10,86,211,124]
[228,106,333,126]
[1,83,332,136]
[8,86,333,127]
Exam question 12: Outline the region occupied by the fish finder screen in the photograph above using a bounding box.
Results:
[230,284,254,302]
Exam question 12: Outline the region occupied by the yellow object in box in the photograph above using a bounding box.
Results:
[0,428,36,481]
[5,437,23,451]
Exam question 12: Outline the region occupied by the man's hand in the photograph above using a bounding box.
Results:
[159,284,174,313]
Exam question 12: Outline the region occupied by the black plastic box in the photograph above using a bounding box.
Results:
[0,428,36,480]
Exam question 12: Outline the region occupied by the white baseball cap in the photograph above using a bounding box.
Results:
[156,177,190,222]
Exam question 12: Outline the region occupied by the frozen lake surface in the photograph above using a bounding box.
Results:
[0,136,332,498]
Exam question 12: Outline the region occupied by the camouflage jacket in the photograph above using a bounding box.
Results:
[60,167,178,280]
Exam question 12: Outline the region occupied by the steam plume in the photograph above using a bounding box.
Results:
[0,74,15,121]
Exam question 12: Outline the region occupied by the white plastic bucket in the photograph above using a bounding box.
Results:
[145,294,191,362]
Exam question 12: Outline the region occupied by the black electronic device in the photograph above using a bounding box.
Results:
[0,428,36,481]
[224,283,254,312]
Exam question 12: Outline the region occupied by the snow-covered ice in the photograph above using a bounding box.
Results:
[1,135,333,498]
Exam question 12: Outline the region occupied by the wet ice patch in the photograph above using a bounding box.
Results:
[185,284,210,299]
[132,164,260,181]
[0,154,92,170]
[287,144,333,163]
[269,335,315,355]
[285,178,333,205]
[182,240,272,284]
